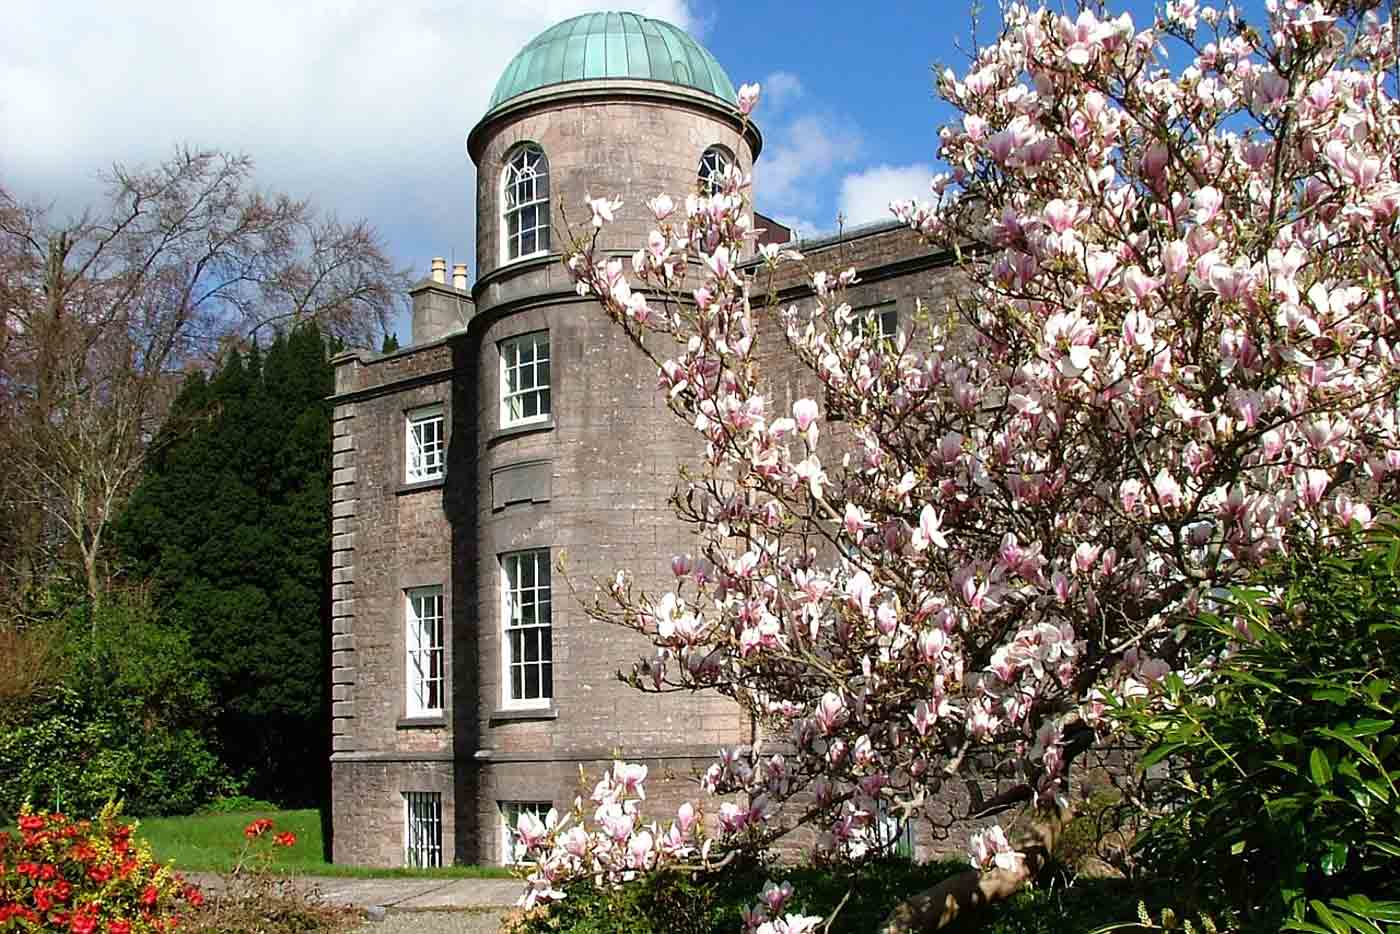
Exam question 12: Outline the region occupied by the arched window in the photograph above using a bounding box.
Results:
[698,145,733,195]
[502,144,550,262]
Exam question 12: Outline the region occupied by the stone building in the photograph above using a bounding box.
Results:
[327,10,953,867]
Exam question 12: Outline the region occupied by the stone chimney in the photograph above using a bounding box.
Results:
[409,257,474,345]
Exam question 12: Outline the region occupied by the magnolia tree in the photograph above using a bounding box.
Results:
[517,1,1400,930]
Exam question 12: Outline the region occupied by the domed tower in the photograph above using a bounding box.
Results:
[325,12,763,870]
[451,11,762,866]
[469,11,760,285]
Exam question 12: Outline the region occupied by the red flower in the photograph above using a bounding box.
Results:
[18,815,45,832]
[39,864,58,881]
[119,859,138,879]
[141,885,159,908]
[273,831,297,848]
[112,838,130,855]
[242,819,274,839]
[68,844,97,864]
[71,911,98,934]
[16,861,38,877]
[86,864,112,884]
[182,885,204,908]
[108,824,132,841]
[108,920,131,934]
[53,879,72,902]
[48,813,67,825]
[34,888,53,911]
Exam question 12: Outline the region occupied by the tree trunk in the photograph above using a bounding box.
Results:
[877,806,1068,933]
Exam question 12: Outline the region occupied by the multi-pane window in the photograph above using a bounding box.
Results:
[499,800,551,864]
[828,304,899,422]
[698,145,733,194]
[406,586,444,717]
[846,302,898,342]
[871,800,915,859]
[499,332,551,426]
[503,144,550,261]
[404,791,442,868]
[502,550,552,706]
[406,405,445,482]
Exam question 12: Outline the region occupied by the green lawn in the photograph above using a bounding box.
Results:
[131,808,511,878]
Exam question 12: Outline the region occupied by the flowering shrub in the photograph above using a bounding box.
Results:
[234,818,296,871]
[533,0,1400,929]
[180,817,349,934]
[0,805,199,933]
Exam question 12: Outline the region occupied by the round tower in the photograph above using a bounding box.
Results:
[468,11,761,293]
[454,12,759,864]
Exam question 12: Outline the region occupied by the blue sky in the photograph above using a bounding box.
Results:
[0,0,1253,342]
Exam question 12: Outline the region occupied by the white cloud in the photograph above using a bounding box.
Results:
[838,163,933,225]
[766,214,822,242]
[0,0,695,295]
[759,71,803,115]
[756,115,863,218]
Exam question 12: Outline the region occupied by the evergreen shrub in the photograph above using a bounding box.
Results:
[1113,530,1400,932]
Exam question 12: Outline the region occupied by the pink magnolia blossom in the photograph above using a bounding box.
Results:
[527,1,1400,922]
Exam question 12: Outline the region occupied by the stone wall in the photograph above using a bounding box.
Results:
[330,341,458,864]
[472,89,755,284]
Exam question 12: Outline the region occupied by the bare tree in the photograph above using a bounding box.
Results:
[0,147,409,606]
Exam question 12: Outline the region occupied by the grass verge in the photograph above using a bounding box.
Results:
[130,808,512,878]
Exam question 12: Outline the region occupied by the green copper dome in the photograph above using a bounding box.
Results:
[487,12,737,112]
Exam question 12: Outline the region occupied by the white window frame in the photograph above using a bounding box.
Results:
[501,144,550,263]
[871,800,915,860]
[499,800,552,865]
[405,586,445,718]
[406,404,445,483]
[404,791,443,868]
[501,549,552,709]
[846,301,898,342]
[499,332,551,427]
[698,144,733,194]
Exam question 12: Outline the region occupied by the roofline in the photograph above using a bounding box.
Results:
[467,78,762,163]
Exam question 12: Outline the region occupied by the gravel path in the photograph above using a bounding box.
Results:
[354,908,513,934]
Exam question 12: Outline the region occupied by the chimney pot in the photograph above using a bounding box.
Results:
[452,263,468,291]
[431,257,447,284]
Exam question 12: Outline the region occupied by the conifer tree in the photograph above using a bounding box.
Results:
[117,325,332,804]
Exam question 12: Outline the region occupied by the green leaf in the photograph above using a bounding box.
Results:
[1314,900,1350,934]
[1311,748,1334,786]
[1320,840,1349,876]
[1362,778,1392,803]
[1140,742,1185,769]
[1319,729,1380,769]
[1225,669,1285,692]
[1313,688,1351,704]
[1370,840,1400,860]
[1349,719,1395,737]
